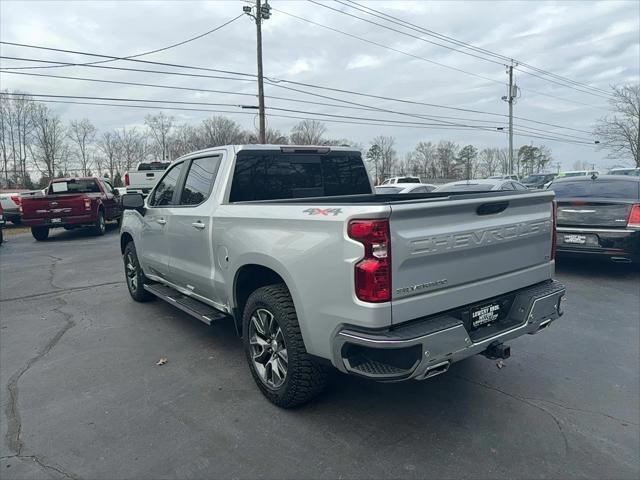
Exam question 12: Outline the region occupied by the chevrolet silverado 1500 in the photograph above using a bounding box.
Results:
[119,145,565,407]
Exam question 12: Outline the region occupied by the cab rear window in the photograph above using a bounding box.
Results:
[49,179,100,194]
[229,151,371,202]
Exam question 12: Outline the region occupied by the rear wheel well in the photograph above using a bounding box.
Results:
[234,264,286,335]
[120,232,133,254]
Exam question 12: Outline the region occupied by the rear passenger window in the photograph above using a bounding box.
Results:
[180,156,221,205]
[149,162,183,206]
[229,151,371,202]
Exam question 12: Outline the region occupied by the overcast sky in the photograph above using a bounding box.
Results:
[1,0,639,170]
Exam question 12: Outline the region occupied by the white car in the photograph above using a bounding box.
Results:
[435,179,529,192]
[375,184,437,194]
[558,170,599,178]
[380,176,421,185]
[607,167,640,176]
[0,192,23,225]
[487,175,520,181]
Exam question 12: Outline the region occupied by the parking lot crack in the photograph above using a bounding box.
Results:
[4,298,79,479]
[0,281,125,303]
[454,374,570,454]
[523,397,639,426]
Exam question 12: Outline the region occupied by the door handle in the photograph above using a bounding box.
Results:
[156,218,166,225]
[191,221,206,230]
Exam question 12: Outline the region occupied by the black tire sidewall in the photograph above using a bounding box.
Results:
[31,227,49,241]
[242,285,328,408]
[123,242,153,302]
[94,210,105,236]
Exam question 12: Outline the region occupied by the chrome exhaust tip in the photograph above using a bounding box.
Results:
[420,361,450,380]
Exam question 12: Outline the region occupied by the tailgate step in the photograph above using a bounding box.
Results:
[144,284,229,325]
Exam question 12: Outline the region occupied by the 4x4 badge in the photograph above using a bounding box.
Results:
[303,208,342,216]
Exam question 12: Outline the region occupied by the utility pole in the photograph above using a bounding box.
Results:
[502,61,517,174]
[243,1,271,144]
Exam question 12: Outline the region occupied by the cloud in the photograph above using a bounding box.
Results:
[0,0,638,170]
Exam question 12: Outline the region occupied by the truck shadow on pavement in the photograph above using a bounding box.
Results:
[32,223,121,242]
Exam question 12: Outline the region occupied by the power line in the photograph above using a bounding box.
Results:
[0,60,595,136]
[270,6,505,87]
[2,96,513,134]
[0,14,244,72]
[0,91,597,144]
[338,0,615,98]
[0,42,598,136]
[0,91,503,130]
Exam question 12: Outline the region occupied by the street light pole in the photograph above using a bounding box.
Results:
[244,1,271,144]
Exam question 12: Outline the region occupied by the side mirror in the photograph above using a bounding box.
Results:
[121,193,145,212]
[113,188,120,196]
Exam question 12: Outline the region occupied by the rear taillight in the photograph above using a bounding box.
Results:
[10,195,21,206]
[551,200,557,260]
[124,172,130,186]
[348,219,391,302]
[628,203,640,228]
[84,198,91,211]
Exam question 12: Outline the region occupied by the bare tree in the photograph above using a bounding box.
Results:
[97,131,120,181]
[170,123,205,158]
[67,118,96,176]
[435,140,459,179]
[478,148,501,177]
[201,116,246,147]
[145,112,174,161]
[0,91,36,187]
[290,120,327,145]
[116,127,146,173]
[595,84,639,166]
[29,104,67,180]
[410,141,436,178]
[371,135,397,179]
[246,127,288,144]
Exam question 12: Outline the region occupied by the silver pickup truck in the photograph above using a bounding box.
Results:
[119,145,565,408]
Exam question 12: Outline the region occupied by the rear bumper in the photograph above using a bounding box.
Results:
[332,280,565,381]
[2,208,20,221]
[23,214,96,227]
[556,226,640,263]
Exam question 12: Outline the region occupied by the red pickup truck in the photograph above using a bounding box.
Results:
[21,177,122,241]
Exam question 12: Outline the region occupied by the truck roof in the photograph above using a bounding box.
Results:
[174,144,361,162]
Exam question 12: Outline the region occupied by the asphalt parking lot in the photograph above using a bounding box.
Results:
[0,226,638,479]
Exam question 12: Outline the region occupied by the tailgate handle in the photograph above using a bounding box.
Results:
[477,201,509,216]
[146,173,154,177]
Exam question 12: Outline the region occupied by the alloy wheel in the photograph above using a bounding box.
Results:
[125,253,138,292]
[249,308,288,389]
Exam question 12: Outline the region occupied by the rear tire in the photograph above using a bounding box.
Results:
[242,284,329,408]
[93,210,106,236]
[123,242,154,302]
[31,226,49,241]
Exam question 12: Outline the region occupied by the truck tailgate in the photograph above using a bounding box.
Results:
[389,191,555,324]
[22,194,89,220]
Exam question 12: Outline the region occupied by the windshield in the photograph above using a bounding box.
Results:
[49,179,100,194]
[229,150,371,202]
[375,186,403,194]
[523,175,546,183]
[138,162,170,171]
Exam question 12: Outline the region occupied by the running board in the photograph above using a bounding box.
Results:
[144,284,229,326]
